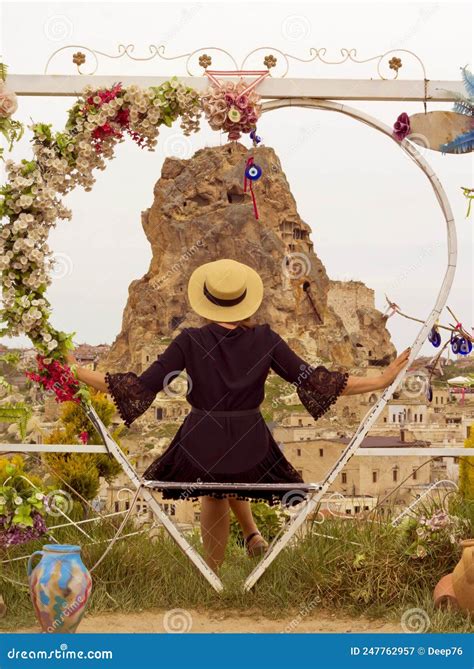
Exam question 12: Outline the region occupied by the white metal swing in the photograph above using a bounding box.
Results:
[3,66,466,592]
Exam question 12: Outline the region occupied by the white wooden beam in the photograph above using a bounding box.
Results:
[2,444,472,456]
[0,443,108,453]
[9,74,464,102]
[356,448,474,457]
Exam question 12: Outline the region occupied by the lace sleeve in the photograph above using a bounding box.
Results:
[296,365,349,421]
[104,371,157,428]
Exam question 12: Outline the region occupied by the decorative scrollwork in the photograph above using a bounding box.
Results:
[44,44,428,80]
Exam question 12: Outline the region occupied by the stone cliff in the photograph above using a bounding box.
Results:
[100,142,396,374]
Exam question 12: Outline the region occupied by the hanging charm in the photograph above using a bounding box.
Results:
[244,156,262,220]
[201,69,268,141]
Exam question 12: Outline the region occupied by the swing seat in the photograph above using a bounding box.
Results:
[143,481,322,492]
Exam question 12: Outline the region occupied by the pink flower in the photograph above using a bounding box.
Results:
[79,431,89,444]
[235,94,249,110]
[0,82,18,118]
[393,112,411,141]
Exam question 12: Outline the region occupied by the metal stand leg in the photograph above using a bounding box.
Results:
[84,404,224,592]
[243,348,432,591]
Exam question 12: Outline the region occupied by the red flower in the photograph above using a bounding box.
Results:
[393,112,411,141]
[79,431,89,444]
[25,355,81,404]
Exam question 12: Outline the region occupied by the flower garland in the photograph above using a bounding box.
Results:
[0,78,202,397]
[0,63,23,161]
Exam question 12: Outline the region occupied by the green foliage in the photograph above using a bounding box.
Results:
[42,391,123,500]
[42,451,100,502]
[230,502,285,543]
[0,456,47,529]
[459,425,474,501]
[1,512,472,633]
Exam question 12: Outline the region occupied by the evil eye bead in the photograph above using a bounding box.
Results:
[458,338,473,355]
[228,107,241,123]
[451,337,460,354]
[250,129,262,144]
[428,327,441,347]
[245,163,262,181]
[426,384,433,403]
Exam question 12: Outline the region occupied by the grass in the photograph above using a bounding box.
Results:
[1,506,472,633]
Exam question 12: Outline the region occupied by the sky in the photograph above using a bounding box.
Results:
[0,0,472,358]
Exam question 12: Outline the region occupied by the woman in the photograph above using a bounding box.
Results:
[67,258,410,572]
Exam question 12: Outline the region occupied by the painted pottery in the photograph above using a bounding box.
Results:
[27,544,92,633]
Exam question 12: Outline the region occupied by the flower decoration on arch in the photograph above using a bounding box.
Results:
[0,77,202,399]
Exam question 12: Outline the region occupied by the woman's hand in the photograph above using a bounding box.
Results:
[382,347,412,387]
[65,351,78,366]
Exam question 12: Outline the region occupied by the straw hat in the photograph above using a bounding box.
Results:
[187,259,264,322]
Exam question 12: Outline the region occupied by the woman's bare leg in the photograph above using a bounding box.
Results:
[228,498,258,538]
[228,498,268,553]
[200,496,230,572]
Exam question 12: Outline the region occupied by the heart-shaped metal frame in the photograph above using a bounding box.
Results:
[84,100,455,593]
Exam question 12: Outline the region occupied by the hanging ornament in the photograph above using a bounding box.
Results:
[244,156,262,220]
[201,70,268,141]
[425,382,433,403]
[250,129,262,145]
[428,325,442,348]
[245,161,262,181]
[458,338,473,355]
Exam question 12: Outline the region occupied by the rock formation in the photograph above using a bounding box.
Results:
[100,142,396,374]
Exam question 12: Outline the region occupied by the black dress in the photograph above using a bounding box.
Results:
[104,322,349,506]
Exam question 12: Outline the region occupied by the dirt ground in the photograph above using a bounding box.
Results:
[15,608,401,634]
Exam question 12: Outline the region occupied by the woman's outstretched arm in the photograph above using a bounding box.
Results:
[341,347,411,396]
[66,353,108,392]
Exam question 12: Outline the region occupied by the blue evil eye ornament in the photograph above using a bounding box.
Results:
[450,334,461,354]
[428,327,441,348]
[250,129,262,145]
[458,338,472,355]
[245,162,262,181]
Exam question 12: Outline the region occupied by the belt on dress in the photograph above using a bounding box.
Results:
[190,406,262,417]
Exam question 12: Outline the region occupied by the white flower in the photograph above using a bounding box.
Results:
[14,496,23,505]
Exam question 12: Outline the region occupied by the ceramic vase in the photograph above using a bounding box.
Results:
[452,539,474,613]
[27,544,92,633]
